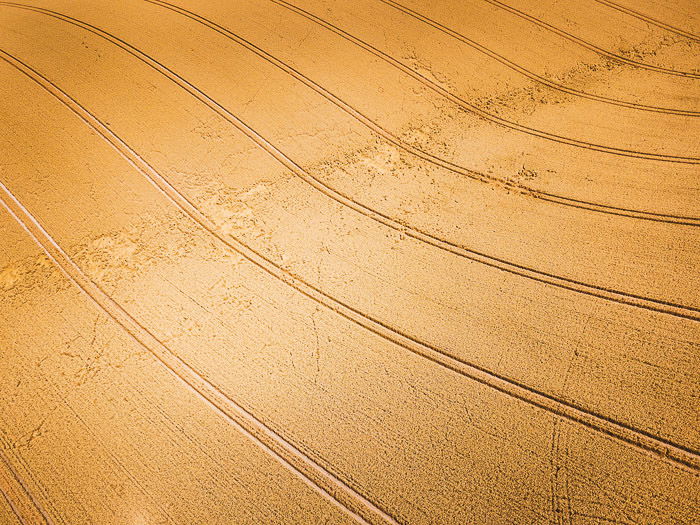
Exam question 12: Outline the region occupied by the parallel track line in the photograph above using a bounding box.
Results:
[377,0,698,116]
[269,0,699,162]
[0,450,51,525]
[3,4,698,315]
[481,0,700,77]
[592,0,700,42]
[0,181,393,525]
[1,48,698,472]
[146,0,700,226]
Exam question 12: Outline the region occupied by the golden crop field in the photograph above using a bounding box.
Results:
[0,0,698,523]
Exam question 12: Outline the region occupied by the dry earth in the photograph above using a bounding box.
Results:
[1,0,699,523]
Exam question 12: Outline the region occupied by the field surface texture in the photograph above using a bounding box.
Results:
[0,0,699,523]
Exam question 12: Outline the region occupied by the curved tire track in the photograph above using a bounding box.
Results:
[376,0,698,116]
[592,0,700,43]
[0,174,394,525]
[481,0,700,77]
[2,46,699,473]
[0,426,63,525]
[146,0,700,226]
[0,486,21,525]
[6,2,700,230]
[0,450,52,525]
[3,3,699,316]
[268,0,699,163]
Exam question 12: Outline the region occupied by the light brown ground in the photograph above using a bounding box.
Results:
[0,0,698,523]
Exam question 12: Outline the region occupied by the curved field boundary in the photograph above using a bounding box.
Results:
[480,0,700,77]
[0,172,393,525]
[2,46,698,474]
[268,0,699,163]
[376,0,698,116]
[3,3,700,316]
[592,0,700,43]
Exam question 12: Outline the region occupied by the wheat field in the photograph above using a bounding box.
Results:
[0,0,699,523]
